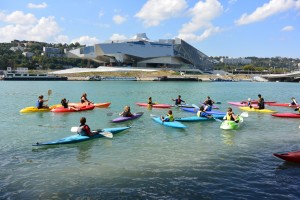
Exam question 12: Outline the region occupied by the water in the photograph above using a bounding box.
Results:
[1,81,300,199]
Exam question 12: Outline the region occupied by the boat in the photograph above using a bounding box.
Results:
[20,105,59,113]
[175,115,225,122]
[51,105,95,113]
[267,103,298,107]
[3,68,67,81]
[239,107,277,113]
[271,113,300,118]
[136,102,172,108]
[68,102,111,108]
[152,117,186,128]
[33,126,130,146]
[111,112,144,123]
[89,76,137,81]
[228,101,258,107]
[180,107,226,115]
[273,150,300,163]
[220,116,244,130]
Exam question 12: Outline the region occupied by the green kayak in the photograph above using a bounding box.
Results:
[220,116,244,130]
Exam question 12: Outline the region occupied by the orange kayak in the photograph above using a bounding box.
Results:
[69,102,111,108]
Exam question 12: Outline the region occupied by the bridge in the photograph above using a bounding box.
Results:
[261,70,300,82]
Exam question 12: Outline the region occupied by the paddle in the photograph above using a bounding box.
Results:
[192,104,199,109]
[70,127,113,138]
[47,89,52,101]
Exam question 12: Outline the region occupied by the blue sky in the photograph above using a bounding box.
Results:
[0,0,299,58]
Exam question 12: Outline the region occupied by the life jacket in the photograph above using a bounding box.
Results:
[148,99,153,105]
[78,124,91,136]
[61,101,68,108]
[166,114,174,122]
[258,98,265,109]
[36,100,43,108]
[176,99,182,105]
[205,99,213,106]
[197,111,209,118]
[226,112,235,121]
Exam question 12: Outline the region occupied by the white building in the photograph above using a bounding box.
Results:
[220,57,252,65]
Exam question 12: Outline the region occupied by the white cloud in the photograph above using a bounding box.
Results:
[282,25,294,31]
[98,10,104,18]
[54,35,69,44]
[228,0,238,4]
[113,15,127,24]
[178,0,223,41]
[28,2,48,9]
[0,11,62,42]
[135,0,187,27]
[71,36,100,45]
[109,34,127,41]
[0,10,37,24]
[235,0,297,25]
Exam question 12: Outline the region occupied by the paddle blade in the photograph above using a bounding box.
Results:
[213,117,223,122]
[240,112,248,117]
[100,132,113,138]
[71,127,79,132]
[48,89,52,96]
[192,104,200,109]
[150,114,158,117]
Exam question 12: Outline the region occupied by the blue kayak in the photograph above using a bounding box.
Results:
[33,126,130,146]
[181,107,226,115]
[152,117,187,128]
[175,114,225,122]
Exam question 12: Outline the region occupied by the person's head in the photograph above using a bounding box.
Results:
[82,93,87,97]
[39,95,43,99]
[80,117,86,124]
[178,95,181,98]
[248,98,251,101]
[227,107,233,113]
[207,96,210,99]
[61,98,66,103]
[149,97,152,100]
[124,105,130,112]
[200,105,205,111]
[292,97,295,100]
[168,110,172,115]
[258,94,261,98]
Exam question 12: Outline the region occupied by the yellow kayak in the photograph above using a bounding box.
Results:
[239,106,277,113]
[20,104,60,113]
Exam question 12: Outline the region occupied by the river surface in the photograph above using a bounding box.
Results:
[0,81,300,199]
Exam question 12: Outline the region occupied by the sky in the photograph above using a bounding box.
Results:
[0,0,300,58]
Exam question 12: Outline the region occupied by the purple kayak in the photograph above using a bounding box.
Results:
[111,112,144,123]
[181,107,226,115]
[200,103,219,109]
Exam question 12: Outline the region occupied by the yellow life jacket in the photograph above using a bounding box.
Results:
[167,114,174,121]
[197,111,202,117]
[226,112,234,121]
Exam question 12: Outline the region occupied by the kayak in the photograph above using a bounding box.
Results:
[51,105,95,113]
[175,114,225,122]
[111,112,144,123]
[242,100,276,104]
[220,116,244,130]
[200,103,219,109]
[20,105,59,113]
[33,126,130,146]
[267,103,298,107]
[271,113,300,118]
[181,107,226,115]
[228,102,258,108]
[136,102,172,108]
[173,104,194,108]
[152,117,187,128]
[273,150,300,163]
[68,102,111,108]
[239,107,277,113]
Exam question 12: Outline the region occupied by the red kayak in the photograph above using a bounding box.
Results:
[135,102,172,108]
[273,151,300,163]
[271,113,300,118]
[69,102,111,108]
[242,100,276,104]
[51,105,95,112]
[267,103,298,107]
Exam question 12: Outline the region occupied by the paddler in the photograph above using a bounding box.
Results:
[78,117,98,137]
[225,107,239,123]
[61,98,79,111]
[172,95,185,106]
[81,93,93,105]
[257,94,265,109]
[119,106,134,117]
[197,106,213,118]
[36,95,49,109]
[203,96,215,111]
[290,97,298,106]
[161,110,174,122]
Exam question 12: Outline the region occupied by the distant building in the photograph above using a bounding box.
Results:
[67,33,214,72]
[22,52,34,58]
[10,45,24,52]
[42,47,64,57]
[220,57,252,65]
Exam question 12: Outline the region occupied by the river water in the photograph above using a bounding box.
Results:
[0,81,300,199]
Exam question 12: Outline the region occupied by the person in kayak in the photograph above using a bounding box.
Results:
[148,97,156,106]
[197,106,213,118]
[36,95,49,109]
[257,94,265,109]
[172,95,185,105]
[290,97,298,106]
[203,96,215,111]
[78,117,98,137]
[225,107,239,123]
[119,106,134,117]
[161,110,174,122]
[247,98,253,108]
[61,98,79,111]
[81,93,93,105]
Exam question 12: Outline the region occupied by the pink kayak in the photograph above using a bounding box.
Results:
[228,101,258,107]
[69,102,111,108]
[274,151,300,163]
[271,113,300,118]
[51,105,95,112]
[135,102,172,108]
[267,103,298,107]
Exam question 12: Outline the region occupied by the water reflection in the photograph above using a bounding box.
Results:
[221,131,236,145]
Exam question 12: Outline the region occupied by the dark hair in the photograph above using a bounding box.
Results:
[80,117,86,124]
[168,110,172,114]
[39,95,43,99]
[200,106,205,111]
[258,94,261,97]
[227,107,232,112]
